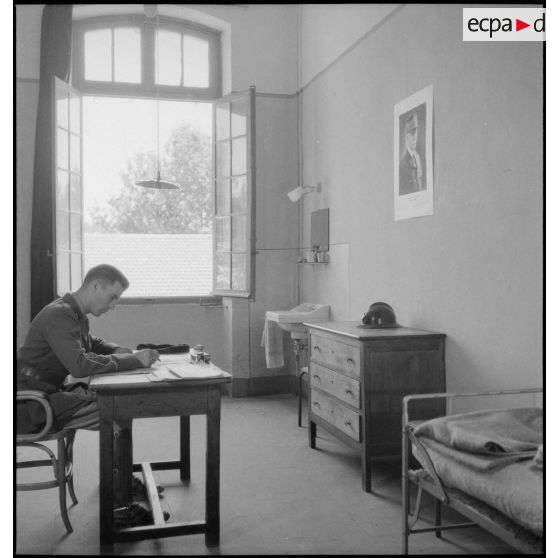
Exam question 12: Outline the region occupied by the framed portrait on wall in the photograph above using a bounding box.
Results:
[394,85,433,221]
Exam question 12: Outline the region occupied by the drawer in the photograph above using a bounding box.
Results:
[310,335,360,379]
[310,363,360,409]
[310,389,360,442]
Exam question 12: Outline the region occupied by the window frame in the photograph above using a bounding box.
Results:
[53,77,84,297]
[72,15,221,100]
[212,87,256,299]
[61,15,253,303]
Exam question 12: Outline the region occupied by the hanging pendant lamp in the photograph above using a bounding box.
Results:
[135,7,179,190]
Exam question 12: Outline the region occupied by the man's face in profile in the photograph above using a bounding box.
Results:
[405,125,418,152]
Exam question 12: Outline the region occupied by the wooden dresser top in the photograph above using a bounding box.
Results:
[303,321,446,340]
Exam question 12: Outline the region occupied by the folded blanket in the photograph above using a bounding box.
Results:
[415,437,536,472]
[412,407,542,455]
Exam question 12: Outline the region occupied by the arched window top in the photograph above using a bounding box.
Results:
[72,15,221,100]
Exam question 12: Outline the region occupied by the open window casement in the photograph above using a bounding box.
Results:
[212,86,255,298]
[53,76,84,296]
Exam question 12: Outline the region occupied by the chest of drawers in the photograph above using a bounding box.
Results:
[305,321,446,492]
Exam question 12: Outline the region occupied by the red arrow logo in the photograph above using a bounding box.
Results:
[516,19,530,31]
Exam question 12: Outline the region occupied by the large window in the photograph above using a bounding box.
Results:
[82,96,214,298]
[53,14,254,301]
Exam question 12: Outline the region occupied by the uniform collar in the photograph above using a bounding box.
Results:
[62,292,87,320]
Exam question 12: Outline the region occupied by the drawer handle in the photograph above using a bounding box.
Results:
[313,374,321,381]
[346,357,355,363]
[312,345,322,352]
[312,401,320,407]
[344,420,352,427]
[345,389,353,396]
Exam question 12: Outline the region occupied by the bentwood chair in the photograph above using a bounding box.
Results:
[16,390,78,534]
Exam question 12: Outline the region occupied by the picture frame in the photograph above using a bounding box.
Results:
[393,85,433,221]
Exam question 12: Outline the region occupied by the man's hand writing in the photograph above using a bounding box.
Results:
[134,349,160,368]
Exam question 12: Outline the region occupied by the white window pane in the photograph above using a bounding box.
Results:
[56,252,71,295]
[70,174,81,212]
[231,215,246,252]
[85,29,112,81]
[216,178,230,215]
[69,92,80,134]
[216,141,230,179]
[215,217,231,252]
[231,97,247,137]
[114,27,141,83]
[183,35,209,88]
[70,133,81,174]
[56,170,69,212]
[56,91,68,129]
[57,128,68,170]
[231,137,246,176]
[231,254,246,291]
[156,30,181,86]
[70,254,82,291]
[215,253,230,290]
[231,176,246,214]
[56,212,70,251]
[215,103,230,140]
[70,214,82,251]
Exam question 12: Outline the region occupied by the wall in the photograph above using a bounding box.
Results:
[297,4,543,394]
[15,4,300,392]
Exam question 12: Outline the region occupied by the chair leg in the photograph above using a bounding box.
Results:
[58,437,73,534]
[435,499,442,538]
[66,432,78,505]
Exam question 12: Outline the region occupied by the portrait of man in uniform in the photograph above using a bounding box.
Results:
[393,85,433,221]
[398,106,426,196]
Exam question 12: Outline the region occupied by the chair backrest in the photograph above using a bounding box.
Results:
[16,390,54,442]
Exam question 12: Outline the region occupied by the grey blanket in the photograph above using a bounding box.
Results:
[412,407,542,455]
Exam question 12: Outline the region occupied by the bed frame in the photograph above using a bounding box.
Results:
[401,388,543,555]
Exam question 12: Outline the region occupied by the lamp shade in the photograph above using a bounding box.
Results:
[135,170,179,190]
[287,184,319,203]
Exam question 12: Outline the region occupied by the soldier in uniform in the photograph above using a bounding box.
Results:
[399,111,424,196]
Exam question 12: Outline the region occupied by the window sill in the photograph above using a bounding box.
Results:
[119,295,223,306]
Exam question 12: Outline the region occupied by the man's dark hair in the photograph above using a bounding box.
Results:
[83,264,130,290]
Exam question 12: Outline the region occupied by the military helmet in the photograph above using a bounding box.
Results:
[361,302,400,328]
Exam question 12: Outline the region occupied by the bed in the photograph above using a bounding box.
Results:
[401,388,543,555]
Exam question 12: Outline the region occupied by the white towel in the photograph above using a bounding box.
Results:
[261,318,284,368]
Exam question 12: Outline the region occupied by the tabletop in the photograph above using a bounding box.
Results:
[90,353,231,391]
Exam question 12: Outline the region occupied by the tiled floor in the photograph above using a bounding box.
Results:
[16,394,522,555]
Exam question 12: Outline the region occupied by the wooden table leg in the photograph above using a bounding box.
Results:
[113,419,133,505]
[180,415,191,481]
[205,388,220,547]
[98,396,115,547]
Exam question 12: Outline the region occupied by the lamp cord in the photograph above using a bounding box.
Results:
[156,13,161,180]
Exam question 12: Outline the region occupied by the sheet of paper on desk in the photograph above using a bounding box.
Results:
[92,373,151,385]
[150,362,227,381]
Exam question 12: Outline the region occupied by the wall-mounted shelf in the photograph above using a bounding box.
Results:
[297,261,329,265]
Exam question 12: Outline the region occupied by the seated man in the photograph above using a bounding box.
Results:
[17,263,162,526]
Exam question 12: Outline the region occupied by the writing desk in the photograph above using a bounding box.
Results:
[89,356,231,549]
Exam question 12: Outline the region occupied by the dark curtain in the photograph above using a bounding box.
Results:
[30,5,73,319]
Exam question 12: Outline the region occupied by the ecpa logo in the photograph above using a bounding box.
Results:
[463,8,545,41]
